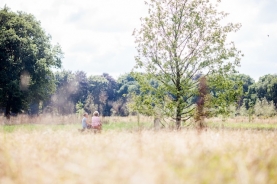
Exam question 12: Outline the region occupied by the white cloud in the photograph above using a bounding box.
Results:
[1,0,277,80]
[218,0,277,80]
[1,0,147,78]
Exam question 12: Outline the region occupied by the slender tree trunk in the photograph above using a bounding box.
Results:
[5,94,12,119]
[176,104,182,129]
[175,64,182,130]
[174,30,182,129]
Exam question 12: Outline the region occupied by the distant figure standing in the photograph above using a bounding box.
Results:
[80,112,91,132]
[91,111,102,132]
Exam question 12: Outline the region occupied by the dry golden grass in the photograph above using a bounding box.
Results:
[1,127,277,184]
[205,116,277,124]
[2,114,277,128]
[0,114,80,125]
[0,114,154,125]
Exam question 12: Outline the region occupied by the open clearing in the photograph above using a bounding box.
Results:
[1,123,277,184]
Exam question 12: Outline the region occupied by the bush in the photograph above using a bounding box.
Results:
[254,98,276,117]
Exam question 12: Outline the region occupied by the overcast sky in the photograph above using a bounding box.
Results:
[1,0,277,81]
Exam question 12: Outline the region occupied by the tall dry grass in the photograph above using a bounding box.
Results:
[0,114,154,125]
[0,114,80,125]
[1,114,277,127]
[1,128,277,184]
[205,116,277,124]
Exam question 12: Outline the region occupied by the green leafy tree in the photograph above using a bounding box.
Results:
[73,71,89,104]
[51,71,77,115]
[207,74,243,119]
[238,102,247,116]
[87,75,108,114]
[0,6,62,117]
[102,73,117,116]
[243,85,257,112]
[84,93,96,114]
[255,74,277,107]
[243,74,277,113]
[254,98,276,118]
[133,0,243,128]
[75,101,84,117]
[115,73,140,116]
[229,74,255,107]
[129,73,166,117]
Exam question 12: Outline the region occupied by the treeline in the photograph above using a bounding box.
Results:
[27,71,277,117]
[40,71,139,116]
[230,74,277,118]
[1,67,277,117]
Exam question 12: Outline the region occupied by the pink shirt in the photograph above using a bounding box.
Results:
[91,116,101,126]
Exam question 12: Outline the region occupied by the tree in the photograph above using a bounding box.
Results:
[50,71,77,115]
[102,73,117,116]
[133,0,243,128]
[243,74,277,113]
[72,71,89,105]
[254,98,276,118]
[117,73,140,98]
[229,74,255,107]
[115,73,140,116]
[0,6,62,117]
[207,73,242,119]
[87,75,109,114]
[255,74,277,108]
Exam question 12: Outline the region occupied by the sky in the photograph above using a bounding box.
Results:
[1,0,277,81]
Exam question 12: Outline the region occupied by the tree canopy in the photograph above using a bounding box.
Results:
[0,6,63,117]
[133,0,243,128]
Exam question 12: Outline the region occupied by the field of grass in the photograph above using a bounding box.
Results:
[1,115,277,183]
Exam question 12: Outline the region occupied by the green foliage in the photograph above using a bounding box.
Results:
[0,6,63,116]
[229,74,255,108]
[238,103,248,116]
[255,74,277,107]
[102,73,118,116]
[84,93,96,114]
[133,0,243,127]
[208,74,243,118]
[241,74,277,114]
[117,73,140,97]
[50,70,77,115]
[72,71,89,105]
[112,73,140,116]
[45,72,139,116]
[229,74,255,94]
[129,72,174,119]
[87,75,109,114]
[75,101,84,117]
[254,98,276,118]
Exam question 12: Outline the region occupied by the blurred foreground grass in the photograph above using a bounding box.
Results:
[1,116,277,183]
[1,127,277,184]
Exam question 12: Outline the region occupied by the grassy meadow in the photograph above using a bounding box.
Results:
[1,115,277,184]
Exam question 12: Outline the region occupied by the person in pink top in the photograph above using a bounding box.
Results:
[91,111,102,132]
